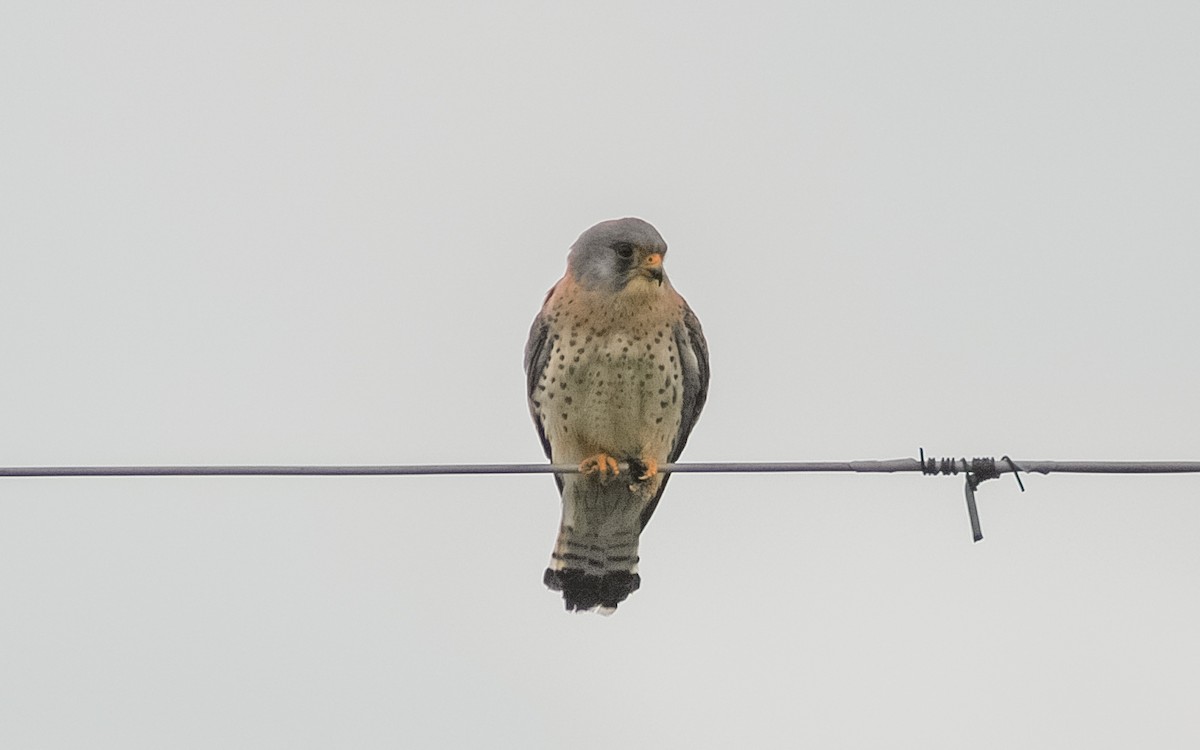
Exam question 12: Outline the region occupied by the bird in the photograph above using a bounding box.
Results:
[524,218,709,613]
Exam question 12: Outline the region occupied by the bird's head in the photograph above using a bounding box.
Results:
[566,218,668,293]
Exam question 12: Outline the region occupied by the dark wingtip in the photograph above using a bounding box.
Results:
[544,569,641,612]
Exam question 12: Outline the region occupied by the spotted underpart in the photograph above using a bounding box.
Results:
[525,218,709,613]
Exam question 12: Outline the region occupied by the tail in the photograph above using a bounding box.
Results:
[544,473,658,613]
[543,569,640,614]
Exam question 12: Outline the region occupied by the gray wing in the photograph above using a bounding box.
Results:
[640,299,710,528]
[668,301,710,462]
[524,285,561,489]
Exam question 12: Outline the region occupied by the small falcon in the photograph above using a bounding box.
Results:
[524,218,709,612]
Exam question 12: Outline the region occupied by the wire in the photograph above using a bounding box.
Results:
[5,455,1194,544]
[2,458,1199,477]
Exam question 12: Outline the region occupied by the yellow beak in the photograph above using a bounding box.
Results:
[643,253,664,284]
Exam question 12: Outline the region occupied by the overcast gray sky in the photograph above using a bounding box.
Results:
[2,2,1199,748]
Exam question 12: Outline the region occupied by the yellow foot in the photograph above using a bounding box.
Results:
[580,453,620,480]
[628,456,657,480]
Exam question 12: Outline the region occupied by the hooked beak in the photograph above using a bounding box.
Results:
[642,252,664,285]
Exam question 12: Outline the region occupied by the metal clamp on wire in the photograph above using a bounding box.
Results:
[920,449,1026,543]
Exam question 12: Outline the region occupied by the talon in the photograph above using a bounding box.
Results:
[627,456,658,481]
[580,453,620,479]
[637,456,658,481]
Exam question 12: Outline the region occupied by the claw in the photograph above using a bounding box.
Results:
[628,456,659,481]
[580,453,620,480]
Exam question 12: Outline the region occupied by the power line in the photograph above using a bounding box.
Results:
[0,460,914,477]
[1,458,1198,477]
[3,455,1196,542]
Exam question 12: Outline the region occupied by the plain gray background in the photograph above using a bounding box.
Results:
[2,2,1198,748]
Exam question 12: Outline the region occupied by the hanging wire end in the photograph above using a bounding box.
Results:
[1001,455,1026,492]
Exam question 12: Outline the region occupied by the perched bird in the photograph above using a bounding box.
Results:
[525,218,709,612]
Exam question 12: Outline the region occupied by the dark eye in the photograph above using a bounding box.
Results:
[611,241,635,259]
